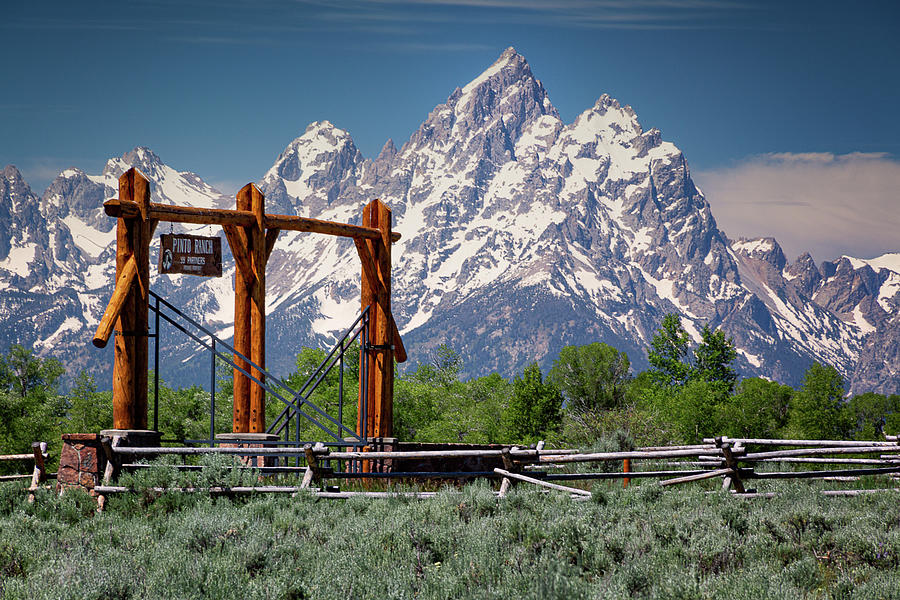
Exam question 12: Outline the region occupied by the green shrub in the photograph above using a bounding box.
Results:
[2,479,900,599]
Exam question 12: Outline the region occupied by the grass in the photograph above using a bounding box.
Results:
[1,459,899,600]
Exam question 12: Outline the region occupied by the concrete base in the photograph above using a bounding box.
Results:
[100,429,162,448]
[215,433,279,468]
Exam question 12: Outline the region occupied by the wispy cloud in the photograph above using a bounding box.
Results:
[0,104,78,114]
[309,0,757,31]
[9,156,103,194]
[2,0,758,51]
[380,41,494,52]
[694,152,900,263]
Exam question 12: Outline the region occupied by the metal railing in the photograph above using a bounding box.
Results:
[148,290,369,448]
[266,306,370,443]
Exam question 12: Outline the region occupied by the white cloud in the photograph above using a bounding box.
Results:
[309,0,755,31]
[693,152,900,264]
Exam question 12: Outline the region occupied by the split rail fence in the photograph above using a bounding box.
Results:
[0,442,53,500]
[87,435,900,502]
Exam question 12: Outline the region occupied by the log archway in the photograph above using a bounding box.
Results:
[93,168,405,437]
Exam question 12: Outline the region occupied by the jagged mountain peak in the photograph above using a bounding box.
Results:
[41,165,110,224]
[102,146,164,180]
[2,164,26,182]
[259,120,364,215]
[266,120,360,181]
[585,94,646,141]
[452,47,556,121]
[784,251,821,296]
[377,138,397,162]
[396,47,560,193]
[842,253,900,274]
[1,165,37,213]
[459,46,530,95]
[732,237,787,270]
[301,119,352,140]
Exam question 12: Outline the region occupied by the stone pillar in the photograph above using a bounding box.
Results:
[56,434,107,496]
[57,430,161,498]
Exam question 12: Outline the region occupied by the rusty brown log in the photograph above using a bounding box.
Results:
[93,255,138,348]
[264,228,280,261]
[133,173,151,429]
[231,189,253,432]
[359,203,377,439]
[353,238,406,363]
[111,168,151,430]
[104,199,401,242]
[222,225,253,285]
[373,200,393,438]
[249,185,266,433]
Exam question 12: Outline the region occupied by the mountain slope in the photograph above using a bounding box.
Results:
[0,48,897,396]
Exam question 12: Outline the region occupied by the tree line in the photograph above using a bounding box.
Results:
[1,313,898,471]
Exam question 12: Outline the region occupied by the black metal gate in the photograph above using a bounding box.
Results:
[148,290,370,449]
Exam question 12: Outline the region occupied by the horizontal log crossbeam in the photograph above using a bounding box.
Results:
[104,199,402,242]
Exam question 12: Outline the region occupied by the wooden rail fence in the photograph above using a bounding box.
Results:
[78,434,900,502]
[0,442,54,501]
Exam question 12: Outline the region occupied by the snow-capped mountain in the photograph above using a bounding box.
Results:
[0,148,231,380]
[1,48,897,395]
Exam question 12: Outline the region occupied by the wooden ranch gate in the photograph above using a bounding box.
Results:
[92,168,406,439]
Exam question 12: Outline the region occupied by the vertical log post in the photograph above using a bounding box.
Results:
[249,185,267,433]
[359,204,376,441]
[231,186,253,433]
[374,200,393,438]
[358,199,394,440]
[112,168,151,430]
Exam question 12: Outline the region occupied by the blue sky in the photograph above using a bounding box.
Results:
[2,0,898,261]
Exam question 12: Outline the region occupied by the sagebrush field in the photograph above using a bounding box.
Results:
[1,474,899,599]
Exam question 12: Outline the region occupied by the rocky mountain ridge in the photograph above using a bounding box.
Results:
[1,47,897,394]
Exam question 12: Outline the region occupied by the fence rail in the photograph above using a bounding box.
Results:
[0,443,54,500]
[76,433,900,502]
[8,436,895,502]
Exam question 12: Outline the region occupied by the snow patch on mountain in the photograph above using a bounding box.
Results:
[0,243,36,278]
[1,48,896,394]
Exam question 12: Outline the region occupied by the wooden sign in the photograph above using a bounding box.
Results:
[158,234,222,277]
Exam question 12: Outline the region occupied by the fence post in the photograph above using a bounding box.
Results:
[716,437,746,493]
[359,205,376,442]
[27,442,47,502]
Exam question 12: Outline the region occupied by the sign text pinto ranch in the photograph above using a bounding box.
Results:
[158,234,222,277]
